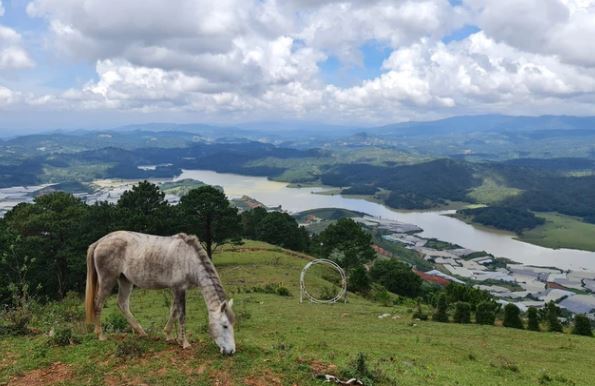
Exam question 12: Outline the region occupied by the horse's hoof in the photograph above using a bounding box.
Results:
[182,342,191,349]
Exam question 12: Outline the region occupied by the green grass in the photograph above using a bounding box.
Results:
[2,241,595,385]
[518,212,595,252]
[467,176,522,205]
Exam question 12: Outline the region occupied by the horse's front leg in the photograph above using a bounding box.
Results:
[175,289,191,349]
[164,292,178,342]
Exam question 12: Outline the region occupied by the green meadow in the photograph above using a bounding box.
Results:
[1,241,594,385]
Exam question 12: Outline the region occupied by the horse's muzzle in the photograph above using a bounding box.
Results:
[221,348,235,356]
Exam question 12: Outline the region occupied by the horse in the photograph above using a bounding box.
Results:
[84,231,236,355]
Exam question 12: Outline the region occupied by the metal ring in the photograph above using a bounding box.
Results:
[300,259,347,304]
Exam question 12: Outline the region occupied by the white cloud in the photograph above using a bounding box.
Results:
[3,0,594,124]
[0,1,5,17]
[467,0,595,67]
[0,26,34,69]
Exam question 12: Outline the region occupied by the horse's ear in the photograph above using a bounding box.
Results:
[220,301,227,312]
[228,299,234,309]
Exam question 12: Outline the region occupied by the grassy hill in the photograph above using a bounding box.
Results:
[1,241,594,385]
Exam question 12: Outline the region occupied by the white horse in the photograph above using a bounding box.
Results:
[85,231,235,354]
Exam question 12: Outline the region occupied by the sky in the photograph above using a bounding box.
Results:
[1,0,595,130]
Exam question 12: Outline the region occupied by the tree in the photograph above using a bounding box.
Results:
[318,218,375,270]
[412,298,428,321]
[432,293,449,323]
[545,301,563,333]
[445,283,492,308]
[527,307,540,331]
[348,264,370,294]
[178,186,241,258]
[117,180,173,234]
[254,211,309,252]
[475,301,497,325]
[453,302,471,323]
[369,259,422,298]
[4,192,88,299]
[241,207,268,240]
[503,303,524,329]
[572,314,593,337]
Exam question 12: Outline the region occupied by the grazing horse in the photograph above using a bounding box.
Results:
[85,231,236,354]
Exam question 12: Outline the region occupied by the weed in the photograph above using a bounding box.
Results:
[116,338,147,359]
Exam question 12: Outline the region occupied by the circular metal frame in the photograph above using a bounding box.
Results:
[300,259,347,304]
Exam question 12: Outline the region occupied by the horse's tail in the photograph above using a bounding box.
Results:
[85,242,98,324]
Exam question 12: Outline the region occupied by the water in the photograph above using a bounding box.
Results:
[175,169,595,271]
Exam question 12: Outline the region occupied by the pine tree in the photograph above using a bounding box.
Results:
[432,293,449,323]
[545,301,563,333]
[453,302,471,323]
[475,301,496,325]
[527,307,540,331]
[572,314,593,337]
[503,303,524,329]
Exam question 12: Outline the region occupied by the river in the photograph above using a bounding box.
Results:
[175,169,595,271]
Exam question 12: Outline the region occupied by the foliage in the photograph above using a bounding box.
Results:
[369,259,422,298]
[475,301,497,325]
[445,283,493,308]
[457,206,545,233]
[105,313,130,333]
[432,293,449,323]
[527,307,540,331]
[453,302,472,324]
[347,264,371,294]
[242,208,310,252]
[116,180,174,234]
[115,338,147,359]
[317,218,375,270]
[49,325,80,346]
[178,185,242,258]
[503,303,524,329]
[545,301,563,333]
[341,352,384,386]
[369,284,393,307]
[571,314,593,337]
[412,298,428,321]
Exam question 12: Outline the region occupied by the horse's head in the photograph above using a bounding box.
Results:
[209,299,236,355]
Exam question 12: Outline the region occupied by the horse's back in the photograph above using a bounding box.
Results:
[92,231,196,289]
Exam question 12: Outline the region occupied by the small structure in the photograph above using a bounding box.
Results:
[300,259,347,304]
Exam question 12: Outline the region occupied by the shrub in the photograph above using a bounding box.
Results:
[105,313,130,333]
[348,265,370,294]
[527,307,540,331]
[453,302,471,324]
[503,303,523,329]
[369,260,422,298]
[276,286,291,297]
[341,352,384,386]
[369,284,393,307]
[412,298,428,321]
[49,326,80,346]
[475,301,496,325]
[432,294,449,323]
[0,305,33,336]
[572,314,593,337]
[545,301,563,333]
[116,338,147,359]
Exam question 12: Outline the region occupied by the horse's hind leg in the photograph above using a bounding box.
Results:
[94,275,117,341]
[117,276,147,337]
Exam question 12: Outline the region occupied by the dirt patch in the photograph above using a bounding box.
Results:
[298,358,338,375]
[244,370,283,386]
[210,369,233,386]
[9,362,73,386]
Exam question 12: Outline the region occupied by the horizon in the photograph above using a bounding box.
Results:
[1,1,595,132]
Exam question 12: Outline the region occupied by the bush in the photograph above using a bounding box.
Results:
[369,284,393,307]
[412,299,428,321]
[527,307,540,331]
[572,314,593,337]
[453,302,471,324]
[369,260,422,298]
[348,265,370,294]
[475,301,497,325]
[105,313,130,333]
[341,352,384,386]
[503,303,524,329]
[49,326,80,346]
[545,301,563,333]
[432,294,449,323]
[0,305,33,336]
[116,338,147,359]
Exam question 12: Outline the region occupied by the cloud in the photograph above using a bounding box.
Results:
[3,0,594,124]
[0,26,34,69]
[466,0,595,67]
[0,1,4,17]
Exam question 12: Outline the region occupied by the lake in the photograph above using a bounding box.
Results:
[176,169,595,271]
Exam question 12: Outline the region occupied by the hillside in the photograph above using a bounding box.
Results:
[1,241,595,385]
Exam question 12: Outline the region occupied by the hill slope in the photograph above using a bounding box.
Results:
[1,241,594,385]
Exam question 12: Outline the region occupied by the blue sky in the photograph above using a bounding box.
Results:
[1,0,595,130]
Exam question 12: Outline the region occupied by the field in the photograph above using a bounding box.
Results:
[467,176,522,205]
[518,212,595,252]
[1,241,595,385]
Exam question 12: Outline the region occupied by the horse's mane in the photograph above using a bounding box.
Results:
[176,233,235,323]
